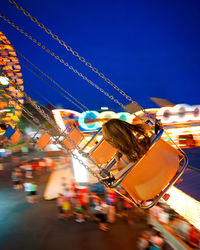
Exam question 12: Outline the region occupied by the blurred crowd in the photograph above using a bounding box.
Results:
[8,156,200,249]
[56,180,147,232]
[10,156,54,203]
[11,156,55,184]
[57,180,200,249]
[137,201,200,249]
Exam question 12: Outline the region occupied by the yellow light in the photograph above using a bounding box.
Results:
[167,186,200,230]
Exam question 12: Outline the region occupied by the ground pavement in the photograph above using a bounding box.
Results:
[0,161,148,250]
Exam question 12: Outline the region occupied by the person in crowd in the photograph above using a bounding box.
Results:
[25,163,33,179]
[62,196,72,219]
[50,159,56,171]
[44,157,52,172]
[30,181,39,203]
[149,202,164,223]
[23,180,32,203]
[90,194,100,221]
[149,229,164,249]
[0,160,3,175]
[38,159,46,174]
[69,186,76,215]
[137,231,150,250]
[81,189,90,220]
[102,119,152,170]
[95,199,109,231]
[123,197,134,224]
[143,224,155,239]
[75,199,84,223]
[57,193,65,219]
[187,224,200,248]
[106,190,116,223]
[176,215,191,240]
[115,190,124,218]
[11,168,23,189]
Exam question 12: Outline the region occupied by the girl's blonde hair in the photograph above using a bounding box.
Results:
[102,119,151,163]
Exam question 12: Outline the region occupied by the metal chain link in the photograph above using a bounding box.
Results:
[23,93,103,178]
[0,14,127,113]
[6,75,89,155]
[16,49,88,112]
[21,112,39,129]
[8,0,149,118]
[1,71,103,181]
[1,70,78,148]
[20,62,86,112]
[1,36,87,112]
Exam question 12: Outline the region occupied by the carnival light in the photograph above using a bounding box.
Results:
[72,149,89,183]
[52,109,81,131]
[0,76,9,85]
[167,186,200,230]
[0,32,24,133]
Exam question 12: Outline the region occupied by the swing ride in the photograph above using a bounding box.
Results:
[0,0,188,208]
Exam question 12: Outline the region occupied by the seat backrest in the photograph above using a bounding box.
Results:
[38,132,51,150]
[121,139,179,201]
[11,129,21,144]
[63,128,83,150]
[89,139,117,165]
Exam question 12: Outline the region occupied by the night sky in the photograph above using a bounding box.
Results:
[1,0,200,113]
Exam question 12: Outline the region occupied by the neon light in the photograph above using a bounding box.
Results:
[156,104,200,124]
[78,110,100,130]
[52,109,81,132]
[53,104,200,133]
[98,111,117,122]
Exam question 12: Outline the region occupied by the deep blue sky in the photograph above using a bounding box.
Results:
[1,0,200,113]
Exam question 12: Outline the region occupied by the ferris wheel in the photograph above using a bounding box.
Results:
[0,31,24,134]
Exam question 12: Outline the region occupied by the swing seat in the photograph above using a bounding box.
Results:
[120,138,179,199]
[111,131,188,208]
[11,129,21,144]
[62,127,83,150]
[93,129,188,208]
[38,132,51,150]
[88,138,117,165]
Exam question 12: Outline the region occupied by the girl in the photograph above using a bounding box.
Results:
[102,119,152,170]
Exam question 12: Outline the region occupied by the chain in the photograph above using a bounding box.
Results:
[2,72,103,181]
[24,91,103,176]
[0,14,127,112]
[8,0,150,119]
[21,112,39,129]
[16,51,88,112]
[20,61,85,112]
[1,68,77,148]
[0,37,88,112]
[20,76,57,109]
[25,95,103,180]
